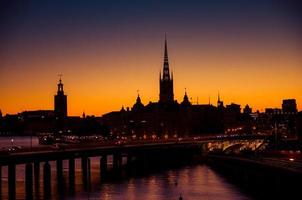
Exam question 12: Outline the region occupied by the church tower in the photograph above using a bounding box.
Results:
[217,92,224,108]
[159,35,174,103]
[54,76,67,119]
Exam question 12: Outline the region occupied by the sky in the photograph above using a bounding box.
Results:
[1,0,302,116]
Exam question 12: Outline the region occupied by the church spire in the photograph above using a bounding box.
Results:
[162,34,170,81]
[217,91,224,108]
[164,34,169,64]
[159,34,174,103]
[218,91,220,102]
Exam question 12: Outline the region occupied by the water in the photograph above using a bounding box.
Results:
[0,137,252,200]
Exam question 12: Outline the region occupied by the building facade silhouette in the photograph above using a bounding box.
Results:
[159,36,174,103]
[102,37,224,137]
[54,77,67,119]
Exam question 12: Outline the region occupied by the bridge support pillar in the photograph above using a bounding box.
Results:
[113,153,122,170]
[56,159,64,193]
[81,157,89,190]
[100,155,107,179]
[0,165,2,196]
[127,154,133,166]
[43,161,51,198]
[69,158,75,191]
[25,163,33,200]
[125,154,133,175]
[87,158,91,189]
[136,152,148,171]
[8,163,16,200]
[56,159,63,179]
[34,162,40,198]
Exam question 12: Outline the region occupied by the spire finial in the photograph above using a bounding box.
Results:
[58,74,63,83]
[136,89,142,104]
[218,91,220,102]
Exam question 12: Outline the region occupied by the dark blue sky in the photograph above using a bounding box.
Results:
[1,0,301,43]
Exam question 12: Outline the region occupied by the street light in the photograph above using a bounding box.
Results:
[11,138,14,148]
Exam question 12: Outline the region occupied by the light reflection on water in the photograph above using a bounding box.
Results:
[0,137,252,200]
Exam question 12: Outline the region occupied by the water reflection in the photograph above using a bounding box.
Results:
[85,165,251,200]
[0,161,252,200]
[0,137,251,200]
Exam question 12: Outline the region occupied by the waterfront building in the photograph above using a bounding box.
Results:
[243,105,252,115]
[54,77,67,120]
[282,99,297,114]
[102,37,224,137]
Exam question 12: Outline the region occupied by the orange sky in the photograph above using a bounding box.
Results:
[1,37,301,116]
[1,1,301,116]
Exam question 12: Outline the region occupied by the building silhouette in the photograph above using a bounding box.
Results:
[217,92,224,108]
[282,99,297,114]
[159,36,174,104]
[1,37,299,138]
[102,37,224,137]
[243,105,252,114]
[54,77,67,119]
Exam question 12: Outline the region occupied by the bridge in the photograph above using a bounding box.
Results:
[0,134,275,200]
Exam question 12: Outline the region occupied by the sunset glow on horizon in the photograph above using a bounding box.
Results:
[1,0,302,116]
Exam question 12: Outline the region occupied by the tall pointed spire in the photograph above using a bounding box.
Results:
[159,34,174,103]
[218,91,220,102]
[217,91,224,108]
[162,33,170,81]
[164,33,169,65]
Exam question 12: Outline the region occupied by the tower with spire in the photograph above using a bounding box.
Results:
[181,88,191,107]
[54,76,67,119]
[132,91,144,111]
[159,35,174,103]
[217,91,224,108]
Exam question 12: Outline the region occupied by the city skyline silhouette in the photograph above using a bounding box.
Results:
[1,2,302,200]
[1,0,301,116]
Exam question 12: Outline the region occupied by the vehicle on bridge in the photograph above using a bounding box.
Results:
[38,132,55,145]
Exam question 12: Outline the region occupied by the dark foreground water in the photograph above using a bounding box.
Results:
[0,137,252,200]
